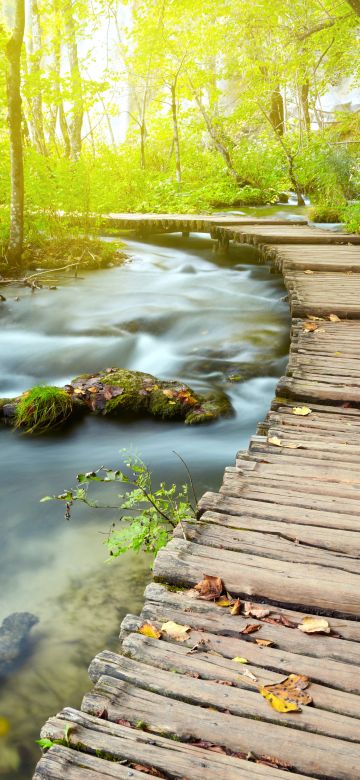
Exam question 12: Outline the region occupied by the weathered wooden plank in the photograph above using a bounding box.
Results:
[34,745,150,779]
[153,538,360,616]
[42,710,311,780]
[81,675,360,780]
[92,641,360,720]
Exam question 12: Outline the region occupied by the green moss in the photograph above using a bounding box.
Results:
[15,385,73,434]
[104,369,146,414]
[185,393,232,425]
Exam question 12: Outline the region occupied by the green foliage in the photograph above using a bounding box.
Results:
[343,202,360,234]
[15,386,73,434]
[42,452,195,556]
[309,204,346,223]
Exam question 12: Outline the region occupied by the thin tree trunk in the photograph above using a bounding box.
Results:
[344,0,360,16]
[270,88,284,136]
[6,0,25,271]
[65,0,83,161]
[140,118,146,169]
[171,81,181,185]
[300,82,311,135]
[192,88,242,185]
[29,0,47,154]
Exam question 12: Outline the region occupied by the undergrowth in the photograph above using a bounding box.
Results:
[15,386,73,434]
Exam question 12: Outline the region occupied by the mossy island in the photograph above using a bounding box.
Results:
[1,368,233,434]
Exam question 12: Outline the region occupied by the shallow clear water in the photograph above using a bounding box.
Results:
[0,228,290,778]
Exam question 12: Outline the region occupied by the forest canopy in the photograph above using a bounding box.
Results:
[1,0,360,269]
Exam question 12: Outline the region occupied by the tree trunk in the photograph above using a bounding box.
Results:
[300,82,311,135]
[344,0,360,15]
[270,88,284,136]
[65,0,83,161]
[140,120,146,169]
[6,0,25,271]
[28,0,47,155]
[171,81,181,185]
[193,89,242,185]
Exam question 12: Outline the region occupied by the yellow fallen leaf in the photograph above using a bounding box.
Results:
[268,436,282,446]
[268,437,302,449]
[255,639,274,647]
[216,597,234,607]
[298,616,330,634]
[259,689,300,713]
[304,269,314,274]
[303,322,318,332]
[259,673,312,713]
[161,621,191,641]
[230,598,242,615]
[292,406,312,416]
[232,656,248,664]
[138,622,161,639]
[329,314,341,322]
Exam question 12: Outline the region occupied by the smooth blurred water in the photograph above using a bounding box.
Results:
[0,228,290,778]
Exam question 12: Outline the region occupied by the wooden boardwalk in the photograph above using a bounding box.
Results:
[34,221,360,780]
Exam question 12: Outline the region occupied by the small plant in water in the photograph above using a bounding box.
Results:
[41,451,195,556]
[16,385,73,434]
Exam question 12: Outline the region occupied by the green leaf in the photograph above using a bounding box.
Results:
[36,738,56,750]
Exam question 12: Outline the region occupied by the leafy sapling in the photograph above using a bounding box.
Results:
[41,451,195,556]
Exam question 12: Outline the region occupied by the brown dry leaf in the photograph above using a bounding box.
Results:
[132,765,166,778]
[240,623,262,635]
[244,602,271,619]
[117,719,134,728]
[255,639,274,647]
[138,622,161,640]
[161,621,191,641]
[259,673,312,713]
[256,756,291,770]
[230,598,242,615]
[194,574,224,601]
[298,616,330,634]
[292,406,312,416]
[263,614,298,629]
[304,269,314,274]
[303,322,318,332]
[329,313,341,322]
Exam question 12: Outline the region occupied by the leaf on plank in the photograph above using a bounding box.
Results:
[329,313,341,322]
[194,574,224,600]
[259,673,312,713]
[216,596,234,607]
[138,622,161,639]
[292,406,312,416]
[242,668,257,682]
[230,598,242,615]
[304,269,314,274]
[298,616,330,634]
[303,322,318,332]
[232,656,248,664]
[255,639,274,647]
[240,623,262,635]
[256,756,291,770]
[263,613,298,628]
[244,602,271,619]
[161,621,191,641]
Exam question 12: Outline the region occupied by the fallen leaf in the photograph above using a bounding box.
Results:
[263,614,298,629]
[268,436,282,446]
[255,639,274,647]
[329,313,341,322]
[132,765,166,778]
[214,680,236,686]
[232,656,248,664]
[304,269,314,274]
[256,756,291,770]
[298,616,330,634]
[216,597,234,607]
[138,622,161,640]
[230,598,242,615]
[117,719,134,728]
[292,406,312,416]
[268,437,302,449]
[161,621,191,641]
[244,602,271,619]
[162,389,175,398]
[194,574,224,600]
[240,623,262,635]
[242,668,257,681]
[259,673,312,713]
[303,322,318,332]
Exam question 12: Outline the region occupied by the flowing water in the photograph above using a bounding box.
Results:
[0,219,292,778]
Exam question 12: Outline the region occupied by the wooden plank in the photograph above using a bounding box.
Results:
[41,710,311,780]
[84,655,360,744]
[153,538,360,616]
[81,675,360,780]
[34,745,150,779]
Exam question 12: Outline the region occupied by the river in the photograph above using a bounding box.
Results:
[0,217,292,777]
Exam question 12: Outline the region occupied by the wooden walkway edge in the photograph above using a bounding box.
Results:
[34,220,360,780]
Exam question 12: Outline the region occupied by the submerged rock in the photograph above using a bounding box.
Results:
[0,612,39,677]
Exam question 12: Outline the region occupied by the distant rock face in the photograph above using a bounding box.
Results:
[0,612,39,677]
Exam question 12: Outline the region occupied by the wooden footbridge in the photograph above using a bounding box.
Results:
[35,218,360,780]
